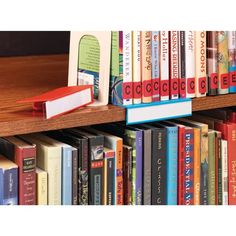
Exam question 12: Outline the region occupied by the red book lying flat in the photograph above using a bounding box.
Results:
[18,85,94,119]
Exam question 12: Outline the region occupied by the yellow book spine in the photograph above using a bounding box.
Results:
[36,168,48,205]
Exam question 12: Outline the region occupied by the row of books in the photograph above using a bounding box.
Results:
[0,108,236,205]
[109,31,236,106]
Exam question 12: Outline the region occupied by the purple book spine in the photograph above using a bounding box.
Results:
[136,130,143,205]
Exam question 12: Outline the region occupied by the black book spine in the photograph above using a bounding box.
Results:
[151,128,167,205]
[106,157,115,205]
[72,148,78,205]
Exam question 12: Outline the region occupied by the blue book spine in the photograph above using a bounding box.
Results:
[62,146,72,205]
[136,130,143,205]
[166,127,178,205]
[0,169,3,204]
[229,65,236,93]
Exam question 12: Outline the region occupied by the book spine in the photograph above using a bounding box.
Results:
[132,31,142,104]
[123,31,133,105]
[17,147,36,205]
[169,31,179,99]
[221,139,228,205]
[160,31,169,101]
[152,31,160,102]
[228,31,236,93]
[119,31,124,105]
[200,127,208,205]
[193,128,201,205]
[184,129,194,205]
[143,129,152,205]
[62,147,72,205]
[79,139,89,205]
[195,31,207,97]
[185,31,196,98]
[1,168,18,205]
[72,148,78,205]
[208,131,216,205]
[36,170,47,205]
[116,140,123,205]
[141,31,152,103]
[166,127,178,205]
[217,31,229,94]
[207,31,218,96]
[216,133,222,205]
[136,130,143,205]
[179,31,186,98]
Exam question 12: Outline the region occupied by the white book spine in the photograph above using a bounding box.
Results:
[228,31,236,50]
[221,139,228,205]
[185,31,196,98]
[160,31,169,101]
[123,31,133,105]
[132,31,141,104]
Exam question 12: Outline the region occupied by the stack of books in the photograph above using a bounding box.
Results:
[1,107,236,205]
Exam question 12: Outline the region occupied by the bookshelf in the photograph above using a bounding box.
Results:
[0,53,236,137]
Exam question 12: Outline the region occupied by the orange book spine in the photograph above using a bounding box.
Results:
[193,127,201,205]
[116,139,123,205]
[141,31,152,103]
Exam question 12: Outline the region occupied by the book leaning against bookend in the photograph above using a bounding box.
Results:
[0,136,36,205]
[20,134,61,205]
[36,167,48,205]
[0,155,18,205]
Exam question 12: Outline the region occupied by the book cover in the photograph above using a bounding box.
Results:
[36,167,47,205]
[217,31,229,94]
[141,31,152,103]
[160,31,169,101]
[132,31,142,104]
[207,31,218,96]
[0,155,18,205]
[152,31,160,102]
[195,31,207,97]
[0,136,36,205]
[221,139,228,205]
[169,31,179,99]
[228,31,236,93]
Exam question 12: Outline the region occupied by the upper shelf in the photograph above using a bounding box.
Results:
[0,54,236,136]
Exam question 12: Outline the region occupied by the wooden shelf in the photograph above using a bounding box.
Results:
[0,54,236,137]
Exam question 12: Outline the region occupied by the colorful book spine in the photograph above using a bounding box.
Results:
[221,139,228,205]
[207,31,218,96]
[208,130,216,205]
[36,167,47,205]
[169,31,179,99]
[141,31,152,103]
[152,31,160,102]
[160,31,169,101]
[166,126,178,205]
[228,31,236,93]
[132,31,142,104]
[123,31,133,105]
[217,31,229,94]
[185,31,196,98]
[195,31,207,97]
[179,31,186,98]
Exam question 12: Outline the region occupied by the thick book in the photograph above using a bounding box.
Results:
[36,167,47,205]
[207,31,218,96]
[217,31,229,94]
[0,136,36,205]
[123,145,132,205]
[195,31,207,97]
[141,31,152,103]
[20,134,61,205]
[221,139,228,205]
[18,85,94,119]
[228,31,236,93]
[160,31,169,101]
[0,155,18,205]
[103,148,115,205]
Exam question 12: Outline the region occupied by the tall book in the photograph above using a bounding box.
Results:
[20,134,61,205]
[160,31,169,101]
[228,31,236,93]
[207,31,218,96]
[132,31,142,104]
[217,31,229,94]
[195,31,207,97]
[152,31,160,102]
[221,139,228,205]
[169,31,179,99]
[36,167,47,205]
[0,136,36,205]
[0,155,18,205]
[141,31,152,103]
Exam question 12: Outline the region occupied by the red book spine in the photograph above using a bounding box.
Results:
[229,112,236,123]
[16,147,36,205]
